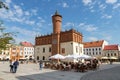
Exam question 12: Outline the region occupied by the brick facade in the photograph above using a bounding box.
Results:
[35,11,83,57]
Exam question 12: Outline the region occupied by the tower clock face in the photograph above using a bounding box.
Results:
[52,39,57,44]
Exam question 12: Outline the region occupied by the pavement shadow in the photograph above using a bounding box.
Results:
[0,78,4,80]
[80,66,120,80]
[16,69,81,80]
[2,71,11,74]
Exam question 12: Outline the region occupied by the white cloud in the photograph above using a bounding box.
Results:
[86,26,97,32]
[57,2,69,8]
[5,0,11,4]
[104,36,112,41]
[79,23,97,32]
[5,0,11,7]
[0,3,39,26]
[31,9,38,15]
[101,14,112,19]
[88,37,98,41]
[10,26,36,36]
[64,22,75,27]
[78,23,85,26]
[14,5,23,17]
[113,3,120,9]
[82,0,92,5]
[25,11,30,16]
[106,0,117,4]
[10,26,39,44]
[62,22,75,30]
[25,20,35,25]
[99,4,106,11]
[62,2,69,8]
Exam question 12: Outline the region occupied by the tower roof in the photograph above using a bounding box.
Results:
[55,10,59,15]
[52,10,62,18]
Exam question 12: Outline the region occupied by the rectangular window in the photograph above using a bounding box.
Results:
[96,48,97,51]
[99,48,101,51]
[43,47,45,53]
[49,47,51,52]
[86,49,88,51]
[13,48,16,50]
[79,47,82,53]
[76,46,78,53]
[99,52,101,55]
[89,49,91,51]
[62,48,65,54]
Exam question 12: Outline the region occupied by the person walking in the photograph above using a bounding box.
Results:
[13,60,19,73]
[9,60,14,73]
[39,60,43,70]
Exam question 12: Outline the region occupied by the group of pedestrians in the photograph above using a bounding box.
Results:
[9,60,19,73]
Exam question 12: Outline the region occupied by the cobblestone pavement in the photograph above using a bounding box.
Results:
[0,62,120,80]
[80,63,120,80]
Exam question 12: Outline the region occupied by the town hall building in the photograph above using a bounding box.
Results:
[34,11,84,61]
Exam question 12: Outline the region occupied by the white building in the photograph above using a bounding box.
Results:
[20,41,34,60]
[83,40,108,59]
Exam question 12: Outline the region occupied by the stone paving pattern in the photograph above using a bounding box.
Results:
[80,64,120,80]
[0,62,120,80]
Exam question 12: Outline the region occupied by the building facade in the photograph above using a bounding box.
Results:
[83,40,108,59]
[0,44,11,60]
[35,11,84,61]
[0,42,34,61]
[102,44,120,60]
[10,45,24,60]
[20,41,34,60]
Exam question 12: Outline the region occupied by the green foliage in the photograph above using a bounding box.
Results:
[0,1,17,53]
[0,0,9,10]
[0,20,17,53]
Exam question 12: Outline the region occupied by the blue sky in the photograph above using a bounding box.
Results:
[0,0,120,45]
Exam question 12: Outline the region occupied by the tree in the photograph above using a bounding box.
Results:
[0,1,17,53]
[0,0,9,10]
[0,22,17,53]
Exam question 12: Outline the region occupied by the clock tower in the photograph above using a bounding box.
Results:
[52,11,62,55]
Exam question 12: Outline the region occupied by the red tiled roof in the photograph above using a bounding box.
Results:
[103,45,119,50]
[20,42,33,47]
[83,40,104,48]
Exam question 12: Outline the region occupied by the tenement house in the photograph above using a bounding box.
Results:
[83,40,108,59]
[102,44,120,60]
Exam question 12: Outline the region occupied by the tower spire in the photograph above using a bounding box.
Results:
[55,10,59,15]
[53,10,62,17]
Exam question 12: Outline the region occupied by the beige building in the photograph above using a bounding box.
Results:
[0,42,34,61]
[0,44,11,60]
[10,45,24,60]
[102,44,120,60]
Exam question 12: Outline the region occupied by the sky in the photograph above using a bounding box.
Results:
[0,0,120,45]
